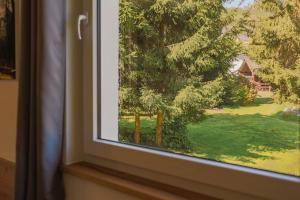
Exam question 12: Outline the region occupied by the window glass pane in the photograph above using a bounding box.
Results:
[99,0,300,177]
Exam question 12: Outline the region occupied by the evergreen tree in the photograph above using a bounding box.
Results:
[247,0,300,103]
[119,0,148,144]
[119,0,240,145]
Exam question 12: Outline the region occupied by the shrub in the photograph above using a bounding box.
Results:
[139,88,165,116]
[118,116,190,151]
[174,86,206,122]
[222,75,256,105]
[140,130,156,146]
[119,87,140,114]
[162,116,191,151]
[201,78,225,108]
[174,75,256,114]
[273,89,300,105]
[118,127,134,143]
[118,119,156,145]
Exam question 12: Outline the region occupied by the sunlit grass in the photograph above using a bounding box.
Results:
[119,93,300,176]
[223,150,300,176]
[187,112,299,176]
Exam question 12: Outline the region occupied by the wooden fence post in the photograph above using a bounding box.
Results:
[155,111,164,146]
[134,114,141,144]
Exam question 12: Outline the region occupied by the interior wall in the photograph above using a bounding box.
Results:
[0,81,18,162]
[0,0,20,163]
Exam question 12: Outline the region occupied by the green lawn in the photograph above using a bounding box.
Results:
[119,93,300,176]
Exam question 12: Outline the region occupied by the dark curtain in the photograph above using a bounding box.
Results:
[15,0,66,200]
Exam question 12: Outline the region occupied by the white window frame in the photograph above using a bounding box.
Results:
[82,1,300,199]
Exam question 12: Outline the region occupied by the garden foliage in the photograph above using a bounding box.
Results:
[118,0,261,146]
[246,0,300,103]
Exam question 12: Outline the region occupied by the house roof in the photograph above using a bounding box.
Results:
[230,55,260,74]
[241,55,260,71]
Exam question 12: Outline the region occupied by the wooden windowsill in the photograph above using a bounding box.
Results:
[64,162,219,200]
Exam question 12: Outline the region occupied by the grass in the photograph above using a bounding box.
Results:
[119,92,300,176]
[119,117,157,145]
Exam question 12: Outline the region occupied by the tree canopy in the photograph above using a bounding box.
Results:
[119,0,240,116]
[246,0,300,103]
[119,0,242,146]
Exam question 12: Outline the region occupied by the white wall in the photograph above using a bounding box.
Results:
[0,81,18,162]
[0,0,20,163]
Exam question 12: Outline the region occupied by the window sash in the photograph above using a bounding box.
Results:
[81,1,300,200]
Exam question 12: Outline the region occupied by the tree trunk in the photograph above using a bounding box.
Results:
[134,114,141,144]
[155,22,166,146]
[155,111,164,146]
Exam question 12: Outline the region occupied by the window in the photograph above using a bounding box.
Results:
[83,0,300,199]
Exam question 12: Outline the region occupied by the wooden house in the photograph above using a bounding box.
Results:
[230,55,271,91]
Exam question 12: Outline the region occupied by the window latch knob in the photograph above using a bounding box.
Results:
[77,13,88,40]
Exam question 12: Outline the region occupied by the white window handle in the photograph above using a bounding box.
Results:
[77,14,88,40]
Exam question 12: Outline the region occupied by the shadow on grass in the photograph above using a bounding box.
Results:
[252,97,274,105]
[225,97,274,109]
[188,113,300,163]
[119,109,299,164]
[273,111,300,123]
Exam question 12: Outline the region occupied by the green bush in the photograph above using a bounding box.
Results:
[222,75,256,106]
[174,75,256,116]
[201,78,226,108]
[118,117,190,151]
[140,88,165,116]
[174,86,206,122]
[162,116,191,151]
[118,119,156,145]
[273,89,300,105]
[118,128,134,144]
[119,87,140,114]
[140,126,156,146]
